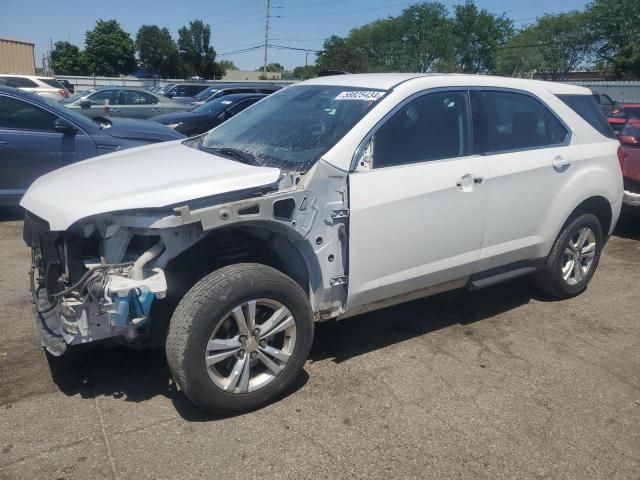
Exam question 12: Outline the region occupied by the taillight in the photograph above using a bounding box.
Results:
[59,89,69,98]
[617,145,627,170]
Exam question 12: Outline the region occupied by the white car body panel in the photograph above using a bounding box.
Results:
[20,140,281,230]
[347,155,489,312]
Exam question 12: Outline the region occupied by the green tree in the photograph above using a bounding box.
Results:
[453,1,514,73]
[218,60,238,73]
[84,19,136,76]
[588,0,640,78]
[496,12,594,80]
[135,25,182,78]
[292,65,318,79]
[316,35,369,73]
[50,41,89,75]
[178,20,223,79]
[395,2,454,72]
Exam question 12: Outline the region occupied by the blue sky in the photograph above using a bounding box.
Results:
[1,0,590,72]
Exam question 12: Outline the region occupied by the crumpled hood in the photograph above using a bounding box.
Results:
[20,141,281,231]
[103,117,187,142]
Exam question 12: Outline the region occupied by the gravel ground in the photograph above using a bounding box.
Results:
[0,206,639,480]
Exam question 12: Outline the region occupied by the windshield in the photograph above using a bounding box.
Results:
[194,86,218,101]
[200,85,385,171]
[193,97,236,114]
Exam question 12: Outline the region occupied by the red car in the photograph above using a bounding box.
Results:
[607,103,640,135]
[618,117,640,207]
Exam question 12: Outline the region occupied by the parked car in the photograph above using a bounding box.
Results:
[186,83,282,105]
[0,86,185,205]
[62,87,192,119]
[150,93,267,136]
[57,79,75,94]
[592,92,618,114]
[0,74,69,101]
[607,104,640,135]
[21,74,622,415]
[617,118,640,207]
[162,83,210,102]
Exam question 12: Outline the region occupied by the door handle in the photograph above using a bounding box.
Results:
[552,155,571,172]
[456,174,484,192]
[0,139,7,146]
[111,109,120,113]
[151,108,161,112]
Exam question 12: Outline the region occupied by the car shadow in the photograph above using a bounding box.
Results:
[614,206,640,240]
[45,276,545,419]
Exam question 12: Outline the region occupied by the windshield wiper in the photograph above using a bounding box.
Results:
[201,146,259,166]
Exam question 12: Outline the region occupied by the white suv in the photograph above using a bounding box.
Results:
[21,74,623,414]
[0,74,69,101]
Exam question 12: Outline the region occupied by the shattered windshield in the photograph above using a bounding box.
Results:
[200,85,386,172]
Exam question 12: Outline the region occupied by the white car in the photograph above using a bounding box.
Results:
[21,74,623,414]
[0,74,69,101]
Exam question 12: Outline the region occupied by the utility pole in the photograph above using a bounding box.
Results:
[263,0,270,77]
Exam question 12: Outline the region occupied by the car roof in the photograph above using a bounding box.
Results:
[0,84,41,97]
[299,73,591,95]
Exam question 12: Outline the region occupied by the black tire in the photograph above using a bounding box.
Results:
[166,263,314,415]
[534,213,603,299]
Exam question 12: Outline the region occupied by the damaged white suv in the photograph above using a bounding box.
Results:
[22,74,623,414]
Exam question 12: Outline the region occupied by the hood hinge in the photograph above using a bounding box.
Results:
[330,209,349,223]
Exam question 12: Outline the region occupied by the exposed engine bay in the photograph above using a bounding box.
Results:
[24,160,350,356]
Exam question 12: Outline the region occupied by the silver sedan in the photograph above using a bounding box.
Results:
[63,87,193,119]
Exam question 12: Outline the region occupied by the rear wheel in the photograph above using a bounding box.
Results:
[534,213,603,298]
[166,263,314,415]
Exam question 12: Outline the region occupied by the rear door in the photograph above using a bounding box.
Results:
[0,94,96,196]
[470,90,575,272]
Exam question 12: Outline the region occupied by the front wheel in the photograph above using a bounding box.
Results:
[166,263,314,415]
[534,213,603,299]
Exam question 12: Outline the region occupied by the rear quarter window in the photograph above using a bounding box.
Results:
[558,94,616,139]
[38,78,65,89]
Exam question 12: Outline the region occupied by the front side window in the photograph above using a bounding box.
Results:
[0,95,57,131]
[122,90,156,105]
[472,91,569,153]
[201,85,385,172]
[373,91,471,168]
[88,89,119,106]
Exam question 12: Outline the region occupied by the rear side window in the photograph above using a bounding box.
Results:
[558,94,616,139]
[38,78,65,89]
[2,76,38,88]
[471,91,569,153]
[122,90,157,105]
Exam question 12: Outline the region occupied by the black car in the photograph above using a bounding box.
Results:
[0,86,185,205]
[162,83,210,102]
[57,79,75,94]
[150,93,267,136]
[186,83,283,105]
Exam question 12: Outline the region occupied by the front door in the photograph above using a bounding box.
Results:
[0,94,96,198]
[347,90,488,312]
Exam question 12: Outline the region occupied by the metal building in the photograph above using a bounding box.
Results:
[0,38,36,75]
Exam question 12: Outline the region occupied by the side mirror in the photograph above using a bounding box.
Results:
[619,135,640,147]
[79,99,91,109]
[54,118,77,136]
